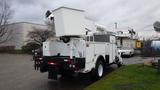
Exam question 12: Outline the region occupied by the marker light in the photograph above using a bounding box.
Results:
[48,61,56,65]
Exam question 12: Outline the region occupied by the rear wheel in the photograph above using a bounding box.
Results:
[97,62,103,77]
[96,60,104,78]
[91,60,104,79]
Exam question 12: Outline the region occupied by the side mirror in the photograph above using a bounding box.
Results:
[86,31,88,35]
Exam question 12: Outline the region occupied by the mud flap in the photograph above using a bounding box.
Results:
[48,66,58,80]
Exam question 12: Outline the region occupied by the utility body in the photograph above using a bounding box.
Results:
[38,33,122,80]
[34,7,122,80]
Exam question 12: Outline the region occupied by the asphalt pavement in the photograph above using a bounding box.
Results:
[0,54,117,90]
[0,54,157,90]
[122,55,159,65]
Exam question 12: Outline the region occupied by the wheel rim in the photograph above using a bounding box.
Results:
[98,64,103,77]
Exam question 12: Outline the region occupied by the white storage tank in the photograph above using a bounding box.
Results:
[52,7,86,37]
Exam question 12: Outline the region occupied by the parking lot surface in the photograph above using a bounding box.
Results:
[0,54,118,90]
[0,54,157,90]
[122,55,159,65]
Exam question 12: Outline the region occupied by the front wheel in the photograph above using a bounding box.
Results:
[117,60,123,67]
[115,56,123,68]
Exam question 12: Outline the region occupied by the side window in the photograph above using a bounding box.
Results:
[94,35,110,42]
[86,36,94,42]
[90,36,93,41]
[86,36,90,41]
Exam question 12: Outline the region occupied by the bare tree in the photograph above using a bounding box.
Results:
[27,27,54,46]
[0,0,13,43]
[0,0,13,44]
[45,20,56,35]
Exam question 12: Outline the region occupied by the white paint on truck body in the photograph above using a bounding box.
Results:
[44,7,122,74]
[52,7,86,37]
[43,38,86,58]
[43,41,70,56]
[43,34,121,73]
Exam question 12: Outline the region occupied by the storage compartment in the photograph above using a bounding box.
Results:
[43,41,70,56]
[52,7,86,36]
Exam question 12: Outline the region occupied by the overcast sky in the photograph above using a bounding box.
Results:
[9,0,160,37]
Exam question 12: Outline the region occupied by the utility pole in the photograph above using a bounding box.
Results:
[115,22,118,29]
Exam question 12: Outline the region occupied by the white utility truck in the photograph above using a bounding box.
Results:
[37,7,122,80]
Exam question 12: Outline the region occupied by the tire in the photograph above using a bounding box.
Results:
[95,60,104,79]
[129,53,132,57]
[117,62,122,67]
[116,57,122,68]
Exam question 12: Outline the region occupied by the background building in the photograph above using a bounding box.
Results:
[0,22,47,50]
[115,31,139,49]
